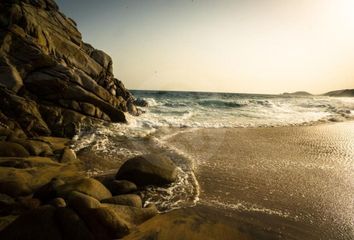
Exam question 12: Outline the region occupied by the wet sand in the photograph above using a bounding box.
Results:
[166,122,354,240]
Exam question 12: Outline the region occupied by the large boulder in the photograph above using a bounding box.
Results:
[56,178,112,201]
[101,194,142,208]
[104,179,138,195]
[102,203,158,225]
[116,154,178,186]
[66,191,101,211]
[0,0,137,138]
[0,142,30,157]
[0,157,78,197]
[9,138,53,156]
[55,207,95,240]
[82,207,131,239]
[123,206,278,240]
[0,206,62,240]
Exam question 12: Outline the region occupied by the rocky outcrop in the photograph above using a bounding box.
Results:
[0,163,160,239]
[0,0,139,138]
[323,89,354,97]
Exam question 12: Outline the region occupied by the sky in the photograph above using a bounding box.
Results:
[56,0,354,94]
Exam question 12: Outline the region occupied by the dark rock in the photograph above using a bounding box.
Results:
[34,136,70,152]
[82,207,131,239]
[56,178,112,201]
[9,138,53,156]
[0,193,16,215]
[0,206,62,240]
[102,203,158,225]
[123,206,262,240]
[323,89,354,97]
[17,196,41,210]
[116,154,178,186]
[0,62,23,93]
[0,194,41,216]
[0,87,51,137]
[134,98,149,107]
[55,207,95,240]
[0,157,78,197]
[66,191,101,212]
[0,142,30,157]
[33,178,65,202]
[101,194,142,208]
[0,178,32,197]
[105,180,137,195]
[0,215,18,232]
[0,0,137,138]
[49,197,66,208]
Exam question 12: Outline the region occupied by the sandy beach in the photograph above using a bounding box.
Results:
[157,121,354,239]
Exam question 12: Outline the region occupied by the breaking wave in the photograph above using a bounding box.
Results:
[72,91,354,212]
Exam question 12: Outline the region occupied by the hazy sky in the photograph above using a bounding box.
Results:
[56,0,354,94]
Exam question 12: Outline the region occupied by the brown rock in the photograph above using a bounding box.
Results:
[105,180,138,195]
[50,197,66,208]
[0,87,51,137]
[83,207,131,239]
[55,207,95,240]
[0,142,30,157]
[56,178,112,201]
[102,203,158,225]
[66,191,101,212]
[116,154,178,186]
[0,0,136,138]
[0,206,62,240]
[60,147,77,163]
[0,62,23,93]
[9,138,53,156]
[102,194,142,208]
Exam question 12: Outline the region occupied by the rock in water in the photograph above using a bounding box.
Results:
[134,98,149,107]
[0,0,138,138]
[116,154,178,186]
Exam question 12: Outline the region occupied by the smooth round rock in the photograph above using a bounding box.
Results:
[0,142,30,157]
[101,194,142,208]
[115,154,178,187]
[106,180,137,195]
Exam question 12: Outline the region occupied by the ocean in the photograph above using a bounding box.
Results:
[129,90,354,128]
[74,91,354,239]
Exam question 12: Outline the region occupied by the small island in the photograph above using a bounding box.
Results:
[282,91,313,96]
[323,89,354,97]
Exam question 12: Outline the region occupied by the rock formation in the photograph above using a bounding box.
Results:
[323,89,354,97]
[0,0,139,138]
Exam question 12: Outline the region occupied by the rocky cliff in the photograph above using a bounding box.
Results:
[0,0,138,138]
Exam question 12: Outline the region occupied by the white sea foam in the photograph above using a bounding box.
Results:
[72,92,354,213]
[140,135,200,211]
[205,199,291,218]
[132,93,354,129]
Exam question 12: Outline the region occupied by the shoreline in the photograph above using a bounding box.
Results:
[0,118,353,239]
[163,121,354,239]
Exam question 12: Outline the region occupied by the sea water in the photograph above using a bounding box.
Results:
[73,91,354,239]
[129,90,354,129]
